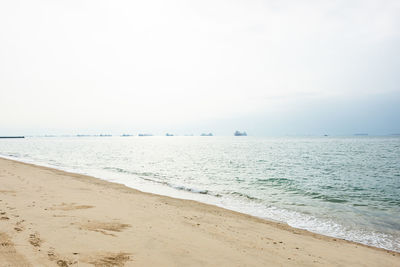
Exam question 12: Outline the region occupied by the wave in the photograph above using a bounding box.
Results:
[229,191,262,201]
[102,166,221,198]
[256,177,293,185]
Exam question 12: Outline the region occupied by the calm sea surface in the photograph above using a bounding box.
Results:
[1,136,399,251]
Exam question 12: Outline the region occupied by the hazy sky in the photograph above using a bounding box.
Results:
[1,0,399,135]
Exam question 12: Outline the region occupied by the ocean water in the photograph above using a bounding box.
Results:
[0,136,399,251]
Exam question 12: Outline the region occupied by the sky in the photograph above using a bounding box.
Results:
[1,0,399,136]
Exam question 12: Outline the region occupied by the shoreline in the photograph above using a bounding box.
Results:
[1,154,398,252]
[0,157,398,266]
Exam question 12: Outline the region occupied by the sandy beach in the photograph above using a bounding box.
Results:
[0,157,398,266]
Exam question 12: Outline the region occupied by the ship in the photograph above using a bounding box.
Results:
[234,131,247,136]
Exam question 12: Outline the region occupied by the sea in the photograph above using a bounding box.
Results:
[0,136,399,252]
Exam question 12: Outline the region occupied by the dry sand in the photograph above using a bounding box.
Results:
[0,157,398,266]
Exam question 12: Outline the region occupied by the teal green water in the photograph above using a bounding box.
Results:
[0,136,399,251]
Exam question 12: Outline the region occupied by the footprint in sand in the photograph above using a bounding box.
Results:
[47,248,76,266]
[0,232,31,265]
[12,219,25,232]
[29,232,42,247]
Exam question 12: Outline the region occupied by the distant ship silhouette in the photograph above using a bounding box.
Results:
[234,131,247,136]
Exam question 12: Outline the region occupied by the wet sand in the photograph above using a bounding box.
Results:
[0,157,398,266]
